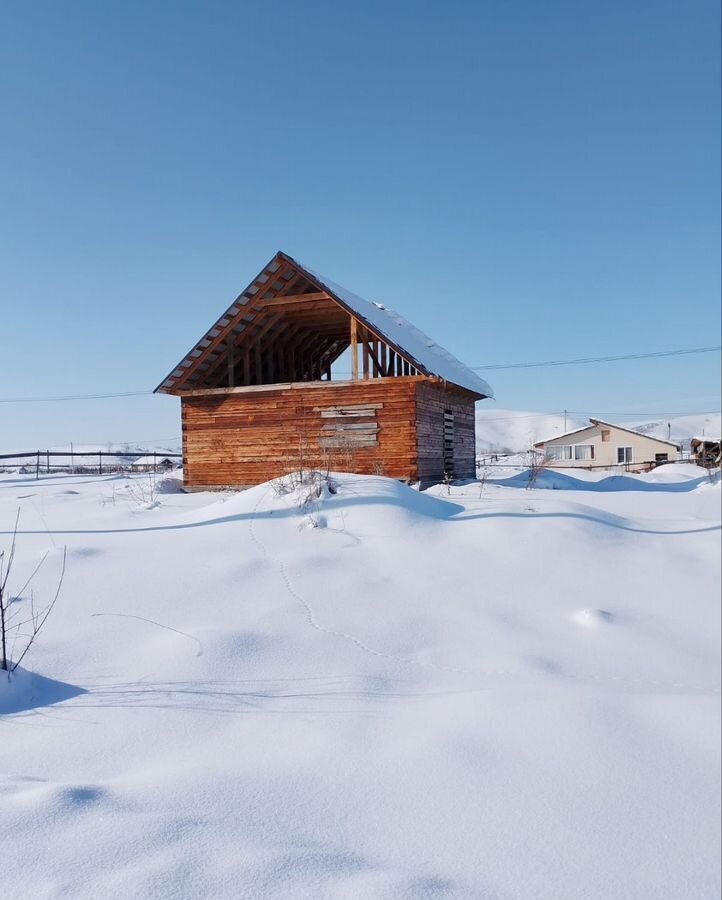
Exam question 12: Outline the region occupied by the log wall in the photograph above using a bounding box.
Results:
[181,379,419,488]
[414,382,477,486]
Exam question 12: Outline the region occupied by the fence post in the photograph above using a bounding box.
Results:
[99,450,102,475]
[36,450,40,480]
[153,451,157,473]
[46,450,50,473]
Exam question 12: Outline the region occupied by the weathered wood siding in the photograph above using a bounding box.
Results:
[415,382,477,485]
[181,380,419,488]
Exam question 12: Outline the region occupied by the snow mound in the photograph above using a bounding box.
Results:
[155,475,184,494]
[0,467,719,899]
[495,465,712,493]
[572,609,614,628]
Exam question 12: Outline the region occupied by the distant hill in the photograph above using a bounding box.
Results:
[475,409,584,455]
[629,414,721,447]
[475,409,721,455]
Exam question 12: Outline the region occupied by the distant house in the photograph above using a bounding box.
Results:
[690,437,721,469]
[534,419,680,471]
[155,251,493,489]
[130,455,178,473]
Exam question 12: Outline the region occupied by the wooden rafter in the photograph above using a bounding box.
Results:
[170,260,307,391]
[155,251,450,395]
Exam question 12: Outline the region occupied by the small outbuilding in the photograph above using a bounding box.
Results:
[155,251,493,489]
[690,437,721,469]
[130,455,178,473]
[535,418,680,471]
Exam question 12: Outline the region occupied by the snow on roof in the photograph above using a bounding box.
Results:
[289,255,494,398]
[534,422,599,447]
[691,435,721,444]
[536,418,682,449]
[131,455,177,466]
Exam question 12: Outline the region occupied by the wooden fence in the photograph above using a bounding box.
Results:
[0,450,182,478]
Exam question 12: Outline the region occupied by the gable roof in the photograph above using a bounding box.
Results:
[155,251,493,398]
[533,423,599,447]
[589,419,681,449]
[535,418,681,449]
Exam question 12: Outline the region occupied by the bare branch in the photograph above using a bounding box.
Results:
[11,546,67,673]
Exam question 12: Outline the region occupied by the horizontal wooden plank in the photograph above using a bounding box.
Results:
[319,437,378,448]
[313,403,383,413]
[320,423,379,432]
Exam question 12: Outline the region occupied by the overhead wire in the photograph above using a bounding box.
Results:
[0,345,719,403]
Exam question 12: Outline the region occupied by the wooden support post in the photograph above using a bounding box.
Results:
[367,341,383,377]
[350,317,358,379]
[380,342,387,376]
[226,335,236,387]
[362,328,369,379]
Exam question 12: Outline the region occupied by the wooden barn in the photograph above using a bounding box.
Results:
[155,251,493,490]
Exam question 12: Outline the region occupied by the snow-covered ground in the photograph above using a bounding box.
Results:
[1,466,720,899]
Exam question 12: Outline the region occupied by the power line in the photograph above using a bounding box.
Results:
[0,390,151,404]
[0,346,719,403]
[471,345,721,371]
[476,410,720,423]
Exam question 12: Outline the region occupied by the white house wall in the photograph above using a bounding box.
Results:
[541,424,679,469]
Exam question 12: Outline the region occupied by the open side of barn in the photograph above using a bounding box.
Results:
[157,251,491,490]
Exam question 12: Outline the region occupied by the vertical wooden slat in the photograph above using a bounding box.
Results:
[362,327,369,379]
[350,317,358,379]
[226,335,236,387]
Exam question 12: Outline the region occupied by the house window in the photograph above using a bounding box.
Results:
[574,445,594,460]
[655,453,669,464]
[617,447,633,464]
[601,430,610,442]
[545,445,572,461]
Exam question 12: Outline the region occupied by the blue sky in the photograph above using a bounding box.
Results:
[1,0,719,449]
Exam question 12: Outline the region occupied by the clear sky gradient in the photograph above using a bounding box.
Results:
[2,0,720,449]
